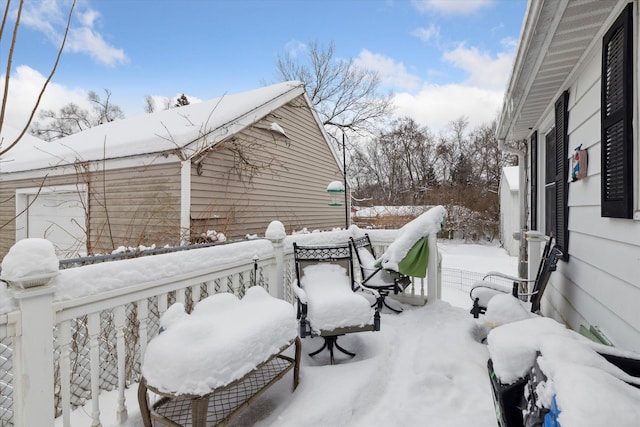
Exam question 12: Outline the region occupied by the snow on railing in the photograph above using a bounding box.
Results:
[0,225,444,426]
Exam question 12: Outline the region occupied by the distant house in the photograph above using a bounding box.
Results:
[499,166,519,257]
[497,1,640,351]
[0,81,347,258]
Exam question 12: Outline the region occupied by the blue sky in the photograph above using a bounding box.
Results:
[3,0,527,134]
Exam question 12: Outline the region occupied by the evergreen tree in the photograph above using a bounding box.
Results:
[174,94,190,107]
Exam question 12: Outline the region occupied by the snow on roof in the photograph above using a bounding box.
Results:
[502,166,519,191]
[0,81,305,174]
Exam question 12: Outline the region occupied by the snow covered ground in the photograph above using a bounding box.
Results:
[55,240,513,427]
[55,240,640,427]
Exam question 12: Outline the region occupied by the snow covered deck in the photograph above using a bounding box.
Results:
[0,220,443,427]
[1,219,639,427]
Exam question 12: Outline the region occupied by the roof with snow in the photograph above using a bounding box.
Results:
[0,81,306,174]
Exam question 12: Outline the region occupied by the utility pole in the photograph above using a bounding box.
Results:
[343,133,349,229]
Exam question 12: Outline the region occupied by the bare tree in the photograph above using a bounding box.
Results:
[275,40,394,141]
[144,95,155,113]
[89,89,124,124]
[144,93,190,114]
[30,89,124,141]
[0,0,76,155]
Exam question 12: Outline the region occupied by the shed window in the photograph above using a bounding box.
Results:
[601,3,634,218]
[545,92,569,261]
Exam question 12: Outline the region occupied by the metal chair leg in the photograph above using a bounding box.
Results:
[309,336,356,364]
[309,340,328,357]
[382,297,403,313]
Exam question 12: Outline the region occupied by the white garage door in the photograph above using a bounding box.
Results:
[27,191,87,259]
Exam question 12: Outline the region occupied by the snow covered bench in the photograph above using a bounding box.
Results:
[138,286,300,427]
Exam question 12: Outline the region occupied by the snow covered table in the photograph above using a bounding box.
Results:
[486,317,640,427]
[138,286,300,427]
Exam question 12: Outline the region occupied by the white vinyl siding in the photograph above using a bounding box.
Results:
[540,36,640,352]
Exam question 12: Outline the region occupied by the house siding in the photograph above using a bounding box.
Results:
[499,167,519,257]
[0,162,182,258]
[538,44,640,351]
[190,95,346,239]
[1,85,346,260]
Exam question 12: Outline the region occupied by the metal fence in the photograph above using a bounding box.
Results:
[441,267,514,295]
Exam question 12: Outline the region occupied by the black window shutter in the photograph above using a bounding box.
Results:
[555,91,569,261]
[545,130,556,237]
[530,131,538,231]
[601,3,634,218]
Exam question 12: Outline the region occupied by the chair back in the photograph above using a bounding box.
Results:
[533,233,554,283]
[350,234,377,271]
[530,246,562,312]
[293,243,356,291]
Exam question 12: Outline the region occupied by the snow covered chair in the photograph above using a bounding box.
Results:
[470,235,561,318]
[351,205,447,311]
[292,242,380,364]
[350,233,411,313]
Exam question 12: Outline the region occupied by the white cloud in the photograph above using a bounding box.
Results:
[412,0,494,15]
[393,83,502,132]
[412,24,440,43]
[355,50,421,91]
[388,41,514,132]
[67,26,128,67]
[284,40,307,58]
[20,0,64,37]
[21,1,128,67]
[0,65,90,131]
[442,42,514,91]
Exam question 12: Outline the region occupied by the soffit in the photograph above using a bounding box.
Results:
[497,0,619,142]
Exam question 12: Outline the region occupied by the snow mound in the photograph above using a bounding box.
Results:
[1,238,59,279]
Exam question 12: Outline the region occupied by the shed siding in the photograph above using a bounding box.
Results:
[190,95,345,239]
[0,163,181,258]
[539,46,640,351]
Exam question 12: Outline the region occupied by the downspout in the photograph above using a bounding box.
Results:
[180,159,191,246]
[498,139,528,279]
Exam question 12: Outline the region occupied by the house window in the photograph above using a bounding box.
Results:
[601,3,634,218]
[545,91,570,261]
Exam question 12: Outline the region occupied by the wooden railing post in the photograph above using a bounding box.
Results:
[526,231,545,289]
[266,221,286,300]
[12,284,56,427]
[427,233,441,300]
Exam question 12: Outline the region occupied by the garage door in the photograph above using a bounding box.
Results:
[27,191,87,259]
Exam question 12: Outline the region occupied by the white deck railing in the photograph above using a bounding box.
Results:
[0,228,441,427]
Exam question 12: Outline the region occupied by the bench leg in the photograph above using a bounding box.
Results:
[293,337,301,390]
[191,395,209,427]
[137,377,153,427]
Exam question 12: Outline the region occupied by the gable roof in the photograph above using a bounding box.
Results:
[497,0,620,142]
[1,81,307,174]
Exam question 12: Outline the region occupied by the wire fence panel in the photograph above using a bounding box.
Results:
[441,267,516,294]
